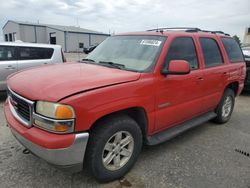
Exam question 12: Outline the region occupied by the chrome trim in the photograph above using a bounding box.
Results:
[33,113,75,134]
[11,128,89,168]
[8,97,30,126]
[7,87,35,127]
[8,87,34,105]
[158,102,171,108]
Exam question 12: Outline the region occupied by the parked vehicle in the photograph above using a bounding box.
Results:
[4,28,246,182]
[242,47,250,90]
[0,42,66,91]
[83,45,98,54]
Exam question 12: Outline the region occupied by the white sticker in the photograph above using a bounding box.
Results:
[140,40,162,46]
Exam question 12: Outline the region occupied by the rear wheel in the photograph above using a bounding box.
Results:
[85,115,142,182]
[213,88,235,124]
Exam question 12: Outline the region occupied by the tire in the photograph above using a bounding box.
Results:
[213,88,235,124]
[85,115,143,182]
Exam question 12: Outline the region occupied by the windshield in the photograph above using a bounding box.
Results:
[86,35,165,72]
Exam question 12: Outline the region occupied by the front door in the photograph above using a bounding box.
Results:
[155,36,204,132]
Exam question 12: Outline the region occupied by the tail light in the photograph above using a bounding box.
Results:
[61,48,67,62]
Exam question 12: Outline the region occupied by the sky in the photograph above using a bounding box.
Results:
[0,0,249,41]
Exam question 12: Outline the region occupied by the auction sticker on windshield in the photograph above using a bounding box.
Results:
[140,40,162,46]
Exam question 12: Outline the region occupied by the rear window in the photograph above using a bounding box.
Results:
[19,47,54,60]
[199,38,223,67]
[0,46,16,61]
[221,38,244,62]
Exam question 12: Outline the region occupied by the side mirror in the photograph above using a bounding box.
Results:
[161,60,191,75]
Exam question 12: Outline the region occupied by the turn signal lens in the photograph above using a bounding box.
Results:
[55,105,74,119]
[54,124,69,132]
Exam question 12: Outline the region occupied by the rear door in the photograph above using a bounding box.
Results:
[17,46,54,71]
[197,37,226,112]
[0,45,17,90]
[155,36,204,131]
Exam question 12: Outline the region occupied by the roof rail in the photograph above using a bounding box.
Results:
[147,27,230,36]
[147,27,201,32]
[210,31,230,36]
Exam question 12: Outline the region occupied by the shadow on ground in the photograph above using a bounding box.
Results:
[241,90,250,96]
[0,91,7,102]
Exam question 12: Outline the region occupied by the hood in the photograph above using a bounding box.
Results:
[7,63,141,101]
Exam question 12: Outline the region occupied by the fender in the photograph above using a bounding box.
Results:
[65,95,156,134]
[83,96,155,134]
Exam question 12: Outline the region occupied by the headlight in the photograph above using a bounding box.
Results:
[36,101,75,119]
[34,101,75,133]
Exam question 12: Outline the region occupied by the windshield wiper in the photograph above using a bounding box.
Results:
[81,58,96,63]
[99,61,125,69]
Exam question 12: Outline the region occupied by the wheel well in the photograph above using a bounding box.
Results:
[90,107,148,142]
[226,82,239,95]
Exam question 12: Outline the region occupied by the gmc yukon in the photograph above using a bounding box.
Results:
[4,28,246,182]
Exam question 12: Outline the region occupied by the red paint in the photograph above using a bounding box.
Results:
[4,31,246,147]
[168,60,190,74]
[7,63,140,101]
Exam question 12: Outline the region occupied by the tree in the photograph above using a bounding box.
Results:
[233,35,241,46]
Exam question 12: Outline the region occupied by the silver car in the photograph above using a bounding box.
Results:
[0,42,66,91]
[242,47,250,60]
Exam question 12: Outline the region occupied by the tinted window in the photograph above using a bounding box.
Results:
[0,46,16,61]
[164,37,198,69]
[221,38,244,62]
[19,47,54,60]
[200,38,223,67]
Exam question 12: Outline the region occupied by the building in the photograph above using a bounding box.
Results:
[2,20,110,52]
[243,27,250,45]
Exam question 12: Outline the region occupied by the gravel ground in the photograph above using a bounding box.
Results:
[0,91,250,188]
[64,53,87,62]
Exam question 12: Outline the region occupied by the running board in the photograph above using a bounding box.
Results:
[146,112,217,145]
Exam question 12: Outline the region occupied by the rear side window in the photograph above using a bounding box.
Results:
[165,37,198,69]
[200,38,223,67]
[221,38,244,62]
[0,46,16,61]
[19,47,54,60]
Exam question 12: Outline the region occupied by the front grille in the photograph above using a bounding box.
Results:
[11,93,30,121]
[8,88,34,127]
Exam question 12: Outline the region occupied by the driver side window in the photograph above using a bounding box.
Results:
[164,37,198,70]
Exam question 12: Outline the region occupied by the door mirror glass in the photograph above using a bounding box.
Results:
[161,60,190,75]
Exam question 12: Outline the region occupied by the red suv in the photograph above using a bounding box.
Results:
[4,28,246,182]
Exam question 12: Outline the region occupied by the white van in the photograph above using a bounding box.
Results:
[0,42,66,91]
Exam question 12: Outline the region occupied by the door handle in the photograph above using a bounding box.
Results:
[197,77,204,81]
[5,66,16,70]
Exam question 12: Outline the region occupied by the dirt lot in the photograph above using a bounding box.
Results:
[0,91,250,188]
[64,52,87,62]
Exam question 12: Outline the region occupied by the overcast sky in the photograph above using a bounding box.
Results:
[0,0,249,41]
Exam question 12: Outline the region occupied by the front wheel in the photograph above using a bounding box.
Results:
[85,115,142,182]
[213,88,235,124]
